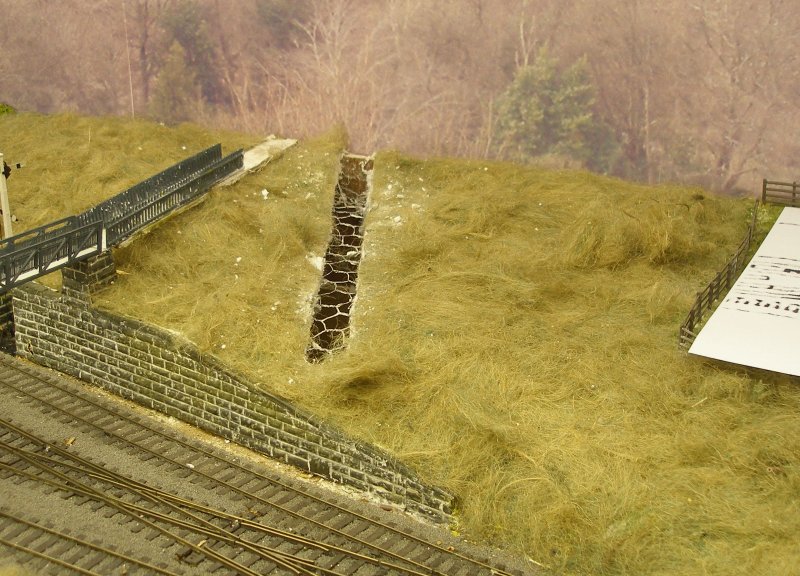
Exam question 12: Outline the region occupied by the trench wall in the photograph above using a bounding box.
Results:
[12,281,453,520]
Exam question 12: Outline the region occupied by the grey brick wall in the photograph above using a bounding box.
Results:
[12,282,453,520]
[0,291,14,354]
[61,251,117,300]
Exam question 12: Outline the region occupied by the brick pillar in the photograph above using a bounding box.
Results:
[62,251,117,302]
[0,291,14,354]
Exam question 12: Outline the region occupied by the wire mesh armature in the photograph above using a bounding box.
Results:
[306,154,372,362]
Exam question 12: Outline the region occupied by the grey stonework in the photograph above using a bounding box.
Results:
[12,282,453,520]
[0,291,14,354]
[61,250,117,302]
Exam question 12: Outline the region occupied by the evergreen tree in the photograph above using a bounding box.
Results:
[256,0,311,49]
[149,41,197,124]
[493,49,617,173]
[161,0,224,106]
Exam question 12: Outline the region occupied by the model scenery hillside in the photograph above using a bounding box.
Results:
[1,113,798,576]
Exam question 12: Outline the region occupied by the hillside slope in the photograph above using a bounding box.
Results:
[2,114,798,576]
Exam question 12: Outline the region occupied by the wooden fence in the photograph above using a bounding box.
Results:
[762,179,800,206]
[678,199,760,348]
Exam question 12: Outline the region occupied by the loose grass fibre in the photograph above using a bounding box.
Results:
[3,114,799,575]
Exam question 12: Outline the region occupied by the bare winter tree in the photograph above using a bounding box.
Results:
[1,0,797,190]
[675,0,799,193]
[578,0,676,183]
[128,0,170,109]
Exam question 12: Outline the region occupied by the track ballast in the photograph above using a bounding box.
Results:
[0,354,533,575]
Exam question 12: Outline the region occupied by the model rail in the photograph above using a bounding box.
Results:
[0,355,526,575]
[0,510,181,576]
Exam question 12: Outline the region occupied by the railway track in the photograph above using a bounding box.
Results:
[0,354,534,575]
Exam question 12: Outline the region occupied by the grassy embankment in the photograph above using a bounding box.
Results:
[1,112,798,576]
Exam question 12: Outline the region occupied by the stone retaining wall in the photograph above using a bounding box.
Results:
[12,279,453,520]
[0,291,14,354]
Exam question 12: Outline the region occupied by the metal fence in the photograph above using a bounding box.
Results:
[678,199,760,347]
[78,144,242,245]
[0,144,242,293]
[101,156,238,245]
[0,217,105,292]
[762,179,800,206]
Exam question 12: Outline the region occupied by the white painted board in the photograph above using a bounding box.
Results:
[689,206,800,376]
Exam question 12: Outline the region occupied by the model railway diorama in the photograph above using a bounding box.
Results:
[1,112,799,576]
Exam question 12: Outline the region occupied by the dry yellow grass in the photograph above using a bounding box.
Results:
[0,112,257,225]
[2,113,798,575]
[0,112,258,289]
[0,565,33,576]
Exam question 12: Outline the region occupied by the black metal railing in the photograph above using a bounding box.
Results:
[678,199,760,347]
[78,145,242,245]
[0,144,243,293]
[0,217,104,291]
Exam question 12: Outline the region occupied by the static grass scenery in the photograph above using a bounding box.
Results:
[2,113,799,575]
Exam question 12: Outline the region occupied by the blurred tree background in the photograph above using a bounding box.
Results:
[492,49,618,173]
[0,0,797,193]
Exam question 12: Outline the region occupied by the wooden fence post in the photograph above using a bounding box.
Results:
[678,197,761,348]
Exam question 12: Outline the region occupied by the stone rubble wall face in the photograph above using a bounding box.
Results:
[12,282,452,520]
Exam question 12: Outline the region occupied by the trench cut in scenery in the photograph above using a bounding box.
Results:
[306,154,372,362]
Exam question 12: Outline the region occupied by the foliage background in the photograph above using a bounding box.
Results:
[0,0,798,193]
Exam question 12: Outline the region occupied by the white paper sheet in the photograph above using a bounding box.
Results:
[689,207,800,376]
